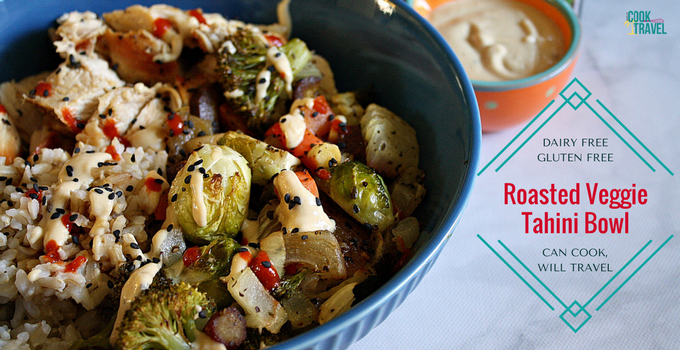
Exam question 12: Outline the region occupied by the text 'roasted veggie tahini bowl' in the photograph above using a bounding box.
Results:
[0,3,427,349]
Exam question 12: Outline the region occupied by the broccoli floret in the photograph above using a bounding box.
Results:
[271,268,309,301]
[116,282,215,350]
[219,29,312,131]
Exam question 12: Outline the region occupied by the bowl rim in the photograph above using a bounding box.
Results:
[469,0,582,92]
[269,1,481,349]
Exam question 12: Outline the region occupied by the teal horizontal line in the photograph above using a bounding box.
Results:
[498,240,566,309]
[596,99,673,175]
[583,239,652,309]
[585,100,656,172]
[477,235,554,310]
[495,100,566,172]
[597,235,674,311]
[477,100,555,176]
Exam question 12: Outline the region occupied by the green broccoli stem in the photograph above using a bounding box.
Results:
[279,38,313,78]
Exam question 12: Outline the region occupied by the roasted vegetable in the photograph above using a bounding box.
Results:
[318,161,395,232]
[360,104,418,178]
[116,282,215,350]
[164,107,214,164]
[217,131,300,185]
[389,167,426,218]
[218,26,312,131]
[203,307,247,350]
[226,266,288,333]
[169,144,251,244]
[283,230,347,280]
[174,238,239,284]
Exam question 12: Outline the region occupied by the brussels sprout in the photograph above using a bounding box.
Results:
[169,144,251,244]
[319,161,395,232]
[218,131,300,186]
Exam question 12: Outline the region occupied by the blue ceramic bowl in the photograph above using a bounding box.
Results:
[0,0,480,348]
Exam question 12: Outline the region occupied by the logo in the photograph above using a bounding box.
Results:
[625,11,666,35]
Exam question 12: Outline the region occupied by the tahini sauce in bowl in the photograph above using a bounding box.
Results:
[428,0,565,82]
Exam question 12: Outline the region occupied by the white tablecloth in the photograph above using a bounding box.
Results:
[352,0,680,349]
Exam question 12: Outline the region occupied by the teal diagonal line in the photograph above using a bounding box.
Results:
[498,240,567,309]
[596,99,674,175]
[584,100,656,172]
[477,235,554,310]
[596,235,674,311]
[582,239,652,309]
[477,100,555,176]
[495,100,567,172]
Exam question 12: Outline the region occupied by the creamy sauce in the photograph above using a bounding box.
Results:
[273,170,335,233]
[109,261,162,345]
[429,0,565,81]
[266,46,293,96]
[240,218,260,244]
[43,152,112,249]
[254,69,272,105]
[279,109,306,149]
[191,331,227,350]
[190,168,208,227]
[88,187,115,237]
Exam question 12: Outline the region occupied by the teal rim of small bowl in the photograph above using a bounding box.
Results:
[468,0,582,92]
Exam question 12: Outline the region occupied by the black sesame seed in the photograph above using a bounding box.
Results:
[282,227,287,235]
[312,111,319,117]
[126,185,134,192]
[63,97,70,101]
[130,242,140,249]
[353,204,360,213]
[167,113,175,120]
[76,122,85,129]
[280,118,287,123]
[293,196,302,205]
[198,310,207,319]
[116,191,123,198]
[184,175,192,184]
[171,193,177,202]
[74,147,80,154]
[108,193,115,200]
[169,129,174,137]
[316,197,322,206]
[248,242,260,249]
[66,165,74,177]
[32,154,39,162]
[43,89,49,97]
[0,176,5,181]
[292,228,299,233]
[113,230,121,239]
[152,257,160,263]
[29,89,36,96]
[33,183,39,191]
[55,208,65,214]
[72,235,80,245]
[301,234,308,240]
[197,131,206,137]
[99,114,106,119]
[261,261,271,268]
[131,154,136,162]
[86,283,93,288]
[185,120,194,128]
[107,280,114,289]
[86,150,95,153]
[188,165,195,172]
[157,168,163,176]
[288,201,296,210]
[267,65,275,72]
[284,193,290,203]
[167,224,174,231]
[328,158,338,167]
[236,247,249,253]
[328,114,335,121]
[50,212,61,220]
[182,129,190,135]
[126,264,135,272]
[69,214,78,221]
[154,178,164,184]
[39,186,48,191]
[364,222,374,231]
[94,188,103,194]
[28,192,38,200]
[259,78,266,84]
[108,108,113,116]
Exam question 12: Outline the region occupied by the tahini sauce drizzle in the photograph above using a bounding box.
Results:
[428,0,565,81]
[109,262,162,345]
[273,170,335,233]
[43,152,112,250]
